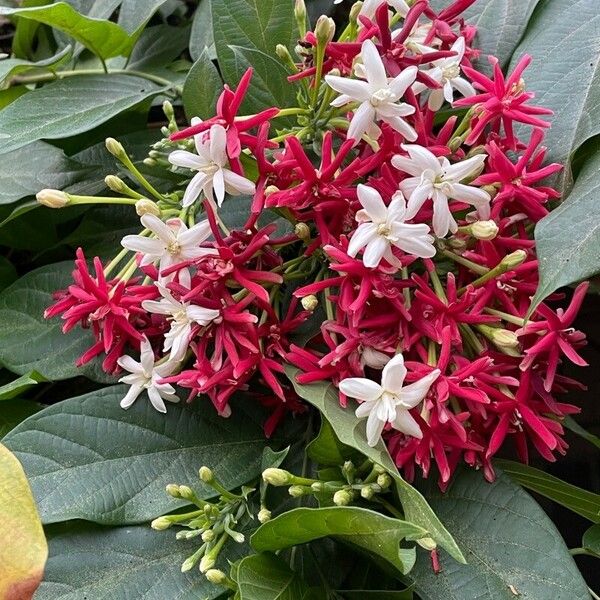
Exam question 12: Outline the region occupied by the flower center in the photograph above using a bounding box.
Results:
[167,241,181,255]
[377,223,392,237]
[442,63,460,81]
[370,88,395,106]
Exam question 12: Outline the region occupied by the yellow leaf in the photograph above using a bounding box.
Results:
[0,443,47,600]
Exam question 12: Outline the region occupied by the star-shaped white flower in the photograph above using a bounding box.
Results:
[358,0,409,19]
[413,37,475,110]
[142,284,220,362]
[118,337,179,413]
[392,144,491,237]
[340,353,440,446]
[325,39,418,145]
[168,120,255,207]
[348,184,436,268]
[121,214,214,286]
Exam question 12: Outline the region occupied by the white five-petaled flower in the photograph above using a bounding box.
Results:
[121,214,214,286]
[168,120,255,207]
[325,39,418,145]
[340,353,440,446]
[348,184,436,268]
[413,37,475,110]
[142,284,220,362]
[392,144,491,238]
[118,337,179,414]
[357,0,409,19]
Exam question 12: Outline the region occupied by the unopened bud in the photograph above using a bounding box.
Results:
[333,489,352,506]
[491,328,519,349]
[162,100,175,124]
[311,481,325,492]
[417,537,437,551]
[205,569,227,585]
[151,516,172,530]
[202,529,215,543]
[350,2,363,22]
[165,484,181,498]
[36,188,69,208]
[471,220,498,241]
[178,485,195,501]
[294,0,306,20]
[258,508,272,523]
[288,485,308,497]
[199,554,216,573]
[143,157,157,167]
[501,249,527,269]
[105,175,126,193]
[376,473,392,489]
[262,468,293,486]
[360,486,375,500]
[315,15,336,45]
[481,184,498,199]
[199,466,214,483]
[295,222,311,241]
[135,198,161,217]
[105,137,125,158]
[301,295,318,312]
[276,44,293,62]
[264,185,279,197]
[181,555,199,573]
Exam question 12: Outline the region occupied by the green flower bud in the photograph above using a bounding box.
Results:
[105,137,126,158]
[258,508,272,523]
[501,249,527,269]
[165,484,181,498]
[288,485,308,498]
[262,468,293,486]
[136,198,161,217]
[294,222,311,242]
[376,473,392,489]
[471,220,499,241]
[301,295,318,312]
[36,189,70,208]
[202,529,215,543]
[205,569,228,585]
[199,554,216,573]
[151,516,172,531]
[315,15,335,45]
[199,466,214,483]
[360,485,375,500]
[333,489,352,506]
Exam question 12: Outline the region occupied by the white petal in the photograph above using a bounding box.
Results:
[348,102,376,143]
[140,336,155,376]
[168,150,203,170]
[383,116,418,141]
[432,193,454,237]
[392,224,436,258]
[387,192,407,222]
[148,386,167,413]
[120,384,144,409]
[187,305,220,325]
[212,168,226,206]
[141,214,176,244]
[121,235,164,257]
[348,223,378,257]
[450,183,491,213]
[357,184,387,223]
[223,169,256,196]
[324,75,371,103]
[361,39,387,89]
[366,410,386,446]
[443,154,486,182]
[363,235,389,268]
[392,156,422,177]
[381,353,407,392]
[355,400,374,418]
[428,88,445,111]
[388,66,418,99]
[340,377,383,401]
[403,144,442,173]
[117,355,142,374]
[178,219,212,247]
[400,369,440,408]
[404,182,433,219]
[392,410,423,439]
[182,171,210,207]
[451,76,476,99]
[209,124,228,166]
[375,102,415,118]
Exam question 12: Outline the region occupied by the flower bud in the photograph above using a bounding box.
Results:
[178,485,195,501]
[350,2,363,23]
[264,185,279,196]
[360,486,375,500]
[294,0,306,21]
[376,473,392,489]
[262,468,293,486]
[135,198,161,217]
[258,508,272,523]
[36,188,69,208]
[315,15,336,45]
[491,328,519,349]
[295,222,311,241]
[105,137,126,158]
[143,157,157,167]
[471,220,499,241]
[276,44,293,62]
[288,485,308,498]
[301,295,318,312]
[104,175,126,193]
[181,555,199,573]
[199,466,214,483]
[151,516,172,531]
[165,484,181,498]
[202,529,215,543]
[417,537,437,551]
[199,554,216,573]
[205,569,227,585]
[311,481,325,492]
[501,249,527,269]
[333,489,352,506]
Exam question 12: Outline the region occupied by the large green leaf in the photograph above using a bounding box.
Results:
[3,386,277,525]
[252,506,425,575]
[183,47,223,120]
[0,371,46,400]
[583,524,600,557]
[0,74,166,153]
[564,415,600,450]
[0,45,72,89]
[284,366,465,563]
[509,0,600,184]
[127,24,191,71]
[0,2,134,60]
[236,553,317,600]
[411,467,590,600]
[0,262,113,382]
[189,0,214,61]
[495,459,600,523]
[116,0,169,35]
[0,443,47,600]
[36,522,231,600]
[532,148,600,303]
[211,0,296,113]
[0,399,42,438]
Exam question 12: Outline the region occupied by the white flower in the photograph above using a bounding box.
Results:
[325,39,418,145]
[142,284,220,362]
[340,353,440,446]
[168,120,255,207]
[392,144,491,237]
[118,337,179,414]
[121,214,214,286]
[413,37,475,110]
[359,0,409,19]
[348,184,436,268]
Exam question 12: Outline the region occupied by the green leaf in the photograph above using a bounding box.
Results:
[583,524,600,557]
[340,592,412,599]
[0,371,46,400]
[0,45,72,89]
[0,443,47,599]
[509,0,600,188]
[495,459,600,523]
[564,416,600,450]
[532,147,600,305]
[0,141,92,206]
[3,386,278,525]
[127,24,191,71]
[116,0,169,35]
[0,399,42,438]
[0,262,113,382]
[0,2,135,60]
[211,0,296,112]
[284,366,465,564]
[189,0,214,61]
[252,506,425,575]
[236,553,317,600]
[411,466,590,600]
[0,255,17,291]
[35,522,232,599]
[306,417,358,466]
[0,74,166,153]
[183,47,223,120]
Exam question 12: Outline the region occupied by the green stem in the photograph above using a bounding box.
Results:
[441,249,489,275]
[67,195,138,206]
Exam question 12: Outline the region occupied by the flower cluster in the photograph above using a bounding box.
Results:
[42,0,587,486]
